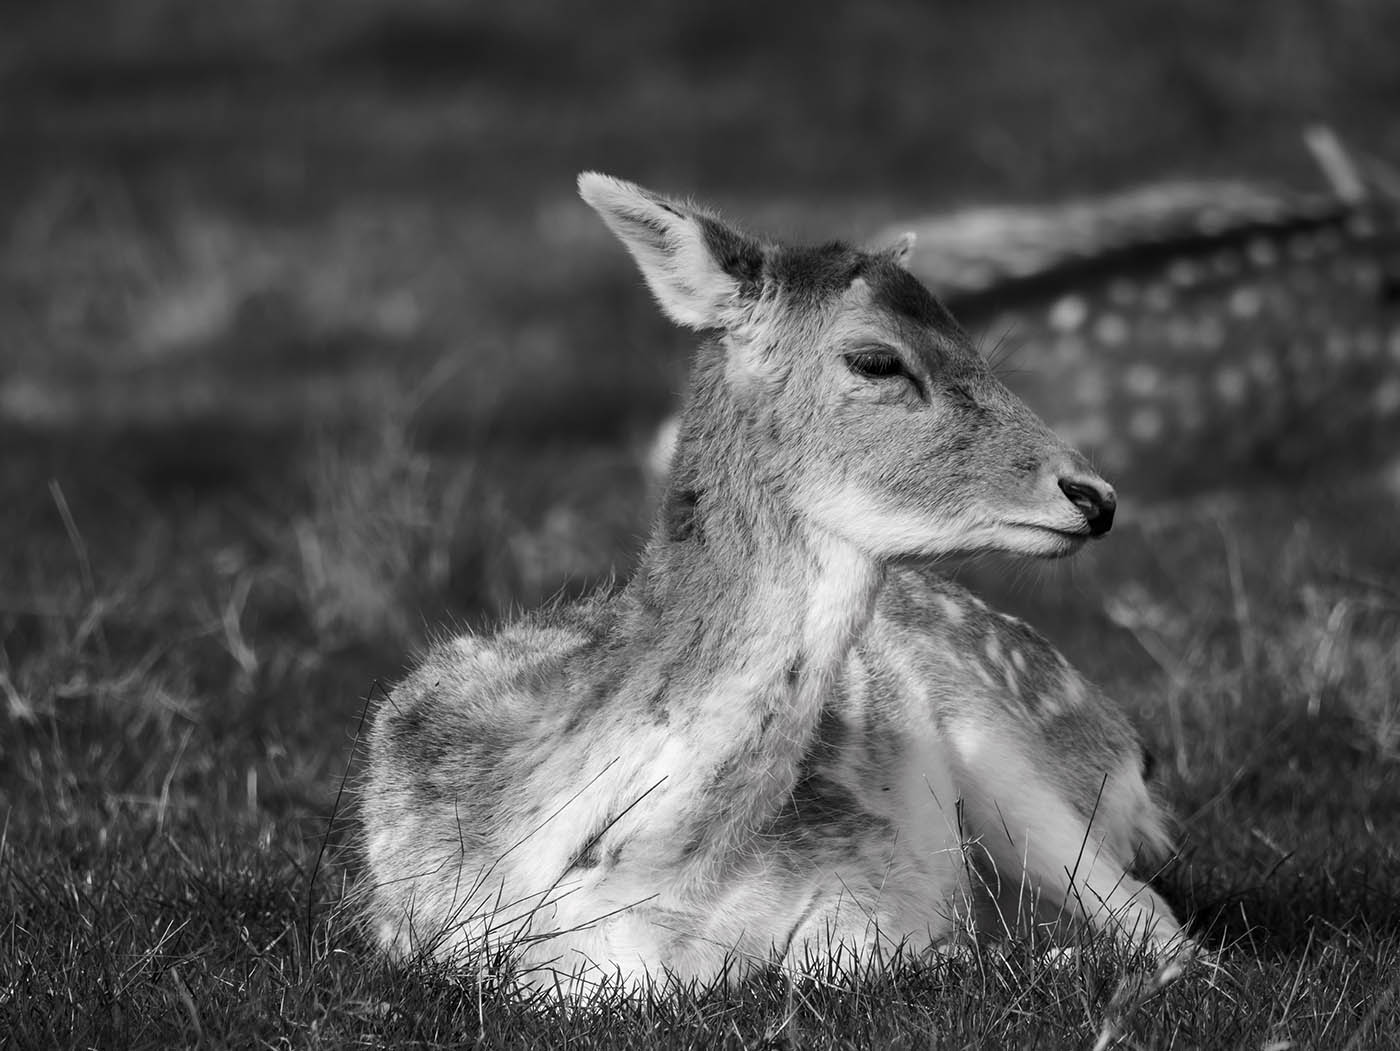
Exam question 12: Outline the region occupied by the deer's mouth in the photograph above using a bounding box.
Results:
[1000,522,1093,557]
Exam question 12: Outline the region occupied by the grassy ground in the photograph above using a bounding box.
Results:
[4,1,1400,1047]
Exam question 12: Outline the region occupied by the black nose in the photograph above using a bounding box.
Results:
[1059,476,1116,536]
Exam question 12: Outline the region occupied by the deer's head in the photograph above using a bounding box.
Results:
[581,173,1115,560]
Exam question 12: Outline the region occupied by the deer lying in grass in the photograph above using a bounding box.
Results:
[362,175,1187,996]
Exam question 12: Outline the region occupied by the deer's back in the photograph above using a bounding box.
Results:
[365,596,619,855]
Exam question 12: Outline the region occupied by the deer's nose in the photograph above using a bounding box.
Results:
[1058,475,1116,536]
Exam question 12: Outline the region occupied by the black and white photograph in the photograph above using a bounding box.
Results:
[3,1,1399,1046]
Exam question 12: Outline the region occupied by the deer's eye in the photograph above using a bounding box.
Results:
[844,349,905,379]
[843,346,926,400]
[845,346,924,389]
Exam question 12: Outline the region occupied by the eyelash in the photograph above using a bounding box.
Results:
[844,350,907,379]
[844,348,928,400]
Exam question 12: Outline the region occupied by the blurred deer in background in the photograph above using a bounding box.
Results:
[362,175,1185,997]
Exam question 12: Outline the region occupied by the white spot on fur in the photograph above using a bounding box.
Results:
[984,635,1003,668]
[1093,314,1129,347]
[1143,283,1174,311]
[1052,334,1087,365]
[1314,227,1342,254]
[1123,364,1160,397]
[1246,237,1279,267]
[1196,315,1225,350]
[1211,251,1241,277]
[1249,352,1280,385]
[1165,317,1196,350]
[1214,367,1247,405]
[1107,280,1138,306]
[1128,406,1165,442]
[1350,259,1382,295]
[1049,295,1088,333]
[1076,369,1108,408]
[1166,259,1199,286]
[934,594,966,625]
[1325,330,1352,363]
[1287,233,1318,262]
[1374,378,1400,415]
[1228,286,1262,319]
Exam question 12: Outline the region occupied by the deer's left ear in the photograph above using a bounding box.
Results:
[881,231,917,270]
[578,172,765,331]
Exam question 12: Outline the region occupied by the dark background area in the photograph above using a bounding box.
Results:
[7,0,1400,198]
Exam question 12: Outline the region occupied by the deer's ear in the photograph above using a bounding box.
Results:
[881,231,917,270]
[578,172,764,330]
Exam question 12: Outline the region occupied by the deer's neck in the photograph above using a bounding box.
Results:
[633,357,883,689]
[633,499,880,688]
[613,372,883,844]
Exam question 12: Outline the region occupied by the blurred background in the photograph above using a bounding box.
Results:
[4,0,1400,925]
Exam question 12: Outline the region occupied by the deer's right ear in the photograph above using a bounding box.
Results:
[578,172,764,331]
[882,231,917,270]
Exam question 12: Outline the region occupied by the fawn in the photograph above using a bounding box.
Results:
[362,174,1185,996]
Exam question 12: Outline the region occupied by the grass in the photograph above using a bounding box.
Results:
[5,0,1400,1046]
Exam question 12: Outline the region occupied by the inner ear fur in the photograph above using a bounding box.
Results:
[881,231,917,270]
[578,172,765,330]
